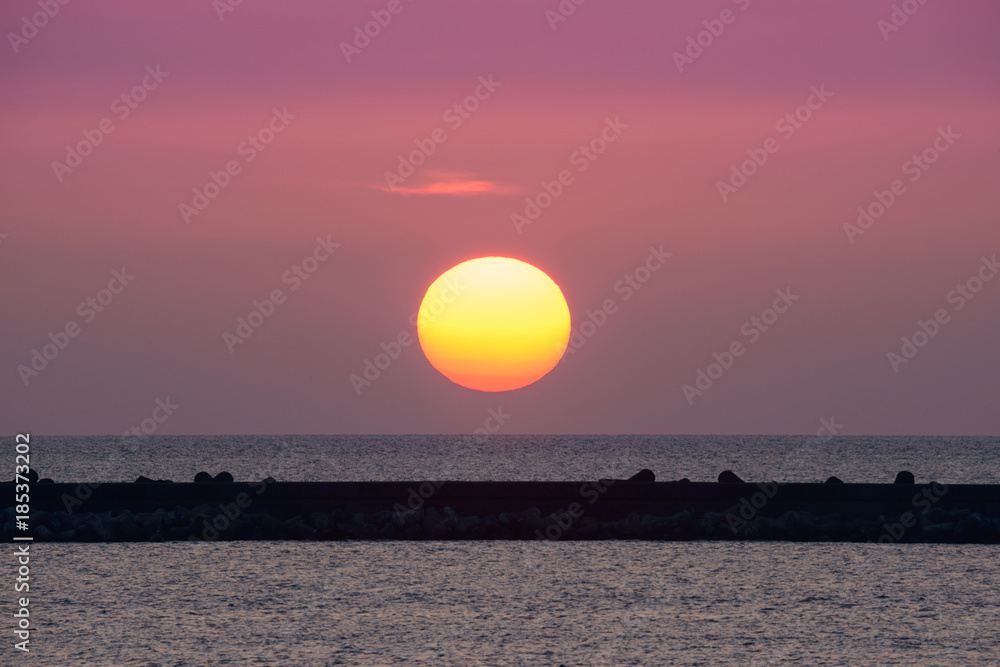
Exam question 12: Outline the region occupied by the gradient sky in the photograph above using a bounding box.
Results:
[2,0,998,436]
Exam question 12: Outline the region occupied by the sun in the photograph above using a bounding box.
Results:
[416,257,571,392]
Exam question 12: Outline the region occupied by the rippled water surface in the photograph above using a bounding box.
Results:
[26,434,1000,484]
[17,436,1000,665]
[20,541,1000,666]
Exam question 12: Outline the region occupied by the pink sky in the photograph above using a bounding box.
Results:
[2,0,998,435]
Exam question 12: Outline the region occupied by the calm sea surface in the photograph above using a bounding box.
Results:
[25,434,1000,484]
[15,436,1000,665]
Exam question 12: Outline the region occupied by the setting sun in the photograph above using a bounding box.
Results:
[416,257,571,392]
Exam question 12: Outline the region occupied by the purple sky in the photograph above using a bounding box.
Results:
[2,0,998,436]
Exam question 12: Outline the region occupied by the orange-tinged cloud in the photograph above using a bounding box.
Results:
[375,174,518,196]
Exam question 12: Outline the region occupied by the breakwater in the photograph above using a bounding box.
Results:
[4,472,1000,543]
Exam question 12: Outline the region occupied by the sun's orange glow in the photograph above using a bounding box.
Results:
[417,257,571,392]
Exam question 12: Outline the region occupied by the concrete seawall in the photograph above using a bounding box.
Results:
[4,480,999,542]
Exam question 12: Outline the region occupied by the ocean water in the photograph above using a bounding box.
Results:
[15,435,1000,665]
[20,542,1000,666]
[24,434,1000,485]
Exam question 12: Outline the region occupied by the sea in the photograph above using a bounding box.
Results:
[13,435,1000,666]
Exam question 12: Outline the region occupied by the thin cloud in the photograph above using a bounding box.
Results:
[374,174,520,196]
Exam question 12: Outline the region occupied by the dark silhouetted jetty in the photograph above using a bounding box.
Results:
[3,470,999,543]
